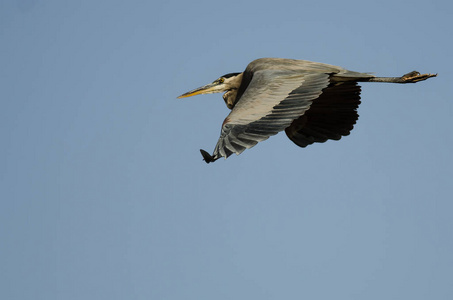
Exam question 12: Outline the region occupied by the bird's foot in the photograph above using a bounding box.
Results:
[401,71,437,83]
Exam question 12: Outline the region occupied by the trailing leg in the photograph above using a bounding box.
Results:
[366,71,437,83]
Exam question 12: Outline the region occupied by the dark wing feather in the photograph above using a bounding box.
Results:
[285,82,361,147]
[209,70,331,160]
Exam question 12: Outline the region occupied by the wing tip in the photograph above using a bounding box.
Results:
[200,149,219,164]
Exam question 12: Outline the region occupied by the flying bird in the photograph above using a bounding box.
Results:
[178,58,436,163]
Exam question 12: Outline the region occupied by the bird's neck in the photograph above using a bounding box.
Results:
[222,73,243,109]
[223,89,238,109]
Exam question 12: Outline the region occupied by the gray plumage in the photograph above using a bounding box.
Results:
[178,58,436,163]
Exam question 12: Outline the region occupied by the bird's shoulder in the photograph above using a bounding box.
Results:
[245,58,345,74]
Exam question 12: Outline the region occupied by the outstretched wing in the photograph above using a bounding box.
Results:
[285,81,362,147]
[208,69,331,160]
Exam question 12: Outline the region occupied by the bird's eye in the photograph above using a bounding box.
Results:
[218,78,225,84]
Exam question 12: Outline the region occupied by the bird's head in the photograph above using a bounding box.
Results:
[177,73,242,99]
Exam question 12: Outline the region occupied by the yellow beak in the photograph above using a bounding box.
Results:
[177,83,219,99]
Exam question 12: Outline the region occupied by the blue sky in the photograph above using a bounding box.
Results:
[1,0,452,299]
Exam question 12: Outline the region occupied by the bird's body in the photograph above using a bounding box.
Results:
[178,58,436,163]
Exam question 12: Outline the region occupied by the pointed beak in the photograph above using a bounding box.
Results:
[177,83,219,99]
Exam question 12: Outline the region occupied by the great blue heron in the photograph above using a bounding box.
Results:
[178,58,436,163]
